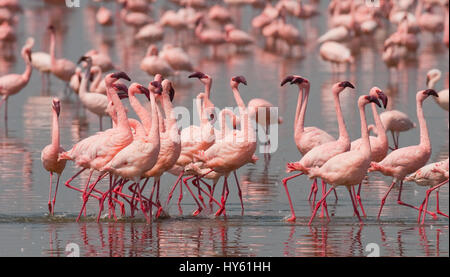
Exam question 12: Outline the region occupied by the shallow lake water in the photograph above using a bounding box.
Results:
[0,1,448,257]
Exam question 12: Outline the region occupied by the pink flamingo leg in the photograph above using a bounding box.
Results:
[64,168,87,193]
[77,173,106,222]
[397,180,438,220]
[182,176,203,216]
[348,186,362,223]
[309,186,336,225]
[436,190,449,218]
[51,174,61,216]
[166,172,184,206]
[320,180,329,219]
[378,180,396,219]
[233,171,244,215]
[420,180,449,224]
[356,183,366,217]
[282,172,304,222]
[48,172,53,214]
[308,178,317,201]
[190,179,221,207]
[184,175,207,208]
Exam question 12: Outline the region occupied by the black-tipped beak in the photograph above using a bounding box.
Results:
[188,72,206,79]
[368,96,382,108]
[117,91,129,100]
[426,76,430,87]
[377,90,388,109]
[339,81,355,89]
[280,75,294,86]
[113,83,128,94]
[138,85,150,100]
[48,25,55,32]
[232,76,247,85]
[291,77,306,85]
[52,100,61,116]
[150,81,163,95]
[77,56,91,64]
[169,84,175,102]
[424,89,438,97]
[111,72,131,82]
[27,50,32,62]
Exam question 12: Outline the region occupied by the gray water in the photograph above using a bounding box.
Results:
[0,1,448,257]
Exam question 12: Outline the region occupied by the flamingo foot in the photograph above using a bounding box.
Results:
[285,215,296,222]
[48,203,52,215]
[193,208,202,216]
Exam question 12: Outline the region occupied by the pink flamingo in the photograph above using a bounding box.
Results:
[378,110,416,149]
[307,95,383,225]
[69,67,82,94]
[96,6,113,26]
[284,80,355,222]
[319,41,354,72]
[83,49,115,73]
[368,89,439,219]
[140,45,173,78]
[41,98,66,215]
[350,87,389,216]
[225,24,254,52]
[59,72,132,219]
[100,82,161,223]
[194,18,227,57]
[135,23,164,43]
[48,26,76,92]
[159,44,194,76]
[0,37,33,121]
[141,78,181,218]
[194,76,258,216]
[404,158,449,224]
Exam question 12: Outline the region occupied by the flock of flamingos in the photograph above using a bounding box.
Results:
[0,0,448,226]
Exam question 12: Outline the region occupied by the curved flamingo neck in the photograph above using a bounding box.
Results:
[128,89,152,134]
[162,92,176,127]
[296,85,309,133]
[90,68,102,91]
[196,93,208,124]
[371,102,387,142]
[22,53,32,82]
[148,92,160,142]
[416,96,431,150]
[51,108,60,151]
[333,90,349,143]
[107,86,130,132]
[358,102,371,155]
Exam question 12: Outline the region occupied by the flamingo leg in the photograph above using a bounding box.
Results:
[307,178,316,201]
[182,176,203,216]
[48,172,53,214]
[398,180,438,219]
[233,171,244,215]
[191,179,221,207]
[309,186,336,225]
[166,172,183,206]
[51,174,61,216]
[378,180,397,219]
[356,182,366,217]
[436,189,449,218]
[420,180,449,224]
[320,180,329,219]
[135,180,151,224]
[348,186,362,223]
[77,173,106,222]
[282,172,304,222]
[64,168,87,193]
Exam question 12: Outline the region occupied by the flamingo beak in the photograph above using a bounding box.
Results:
[188,72,206,79]
[52,100,61,116]
[113,83,128,94]
[232,76,247,85]
[426,76,430,87]
[280,75,294,86]
[424,89,438,97]
[169,84,175,102]
[377,90,388,108]
[368,96,382,108]
[150,81,163,95]
[339,81,355,89]
[77,56,91,64]
[117,91,129,100]
[27,50,32,62]
[111,72,131,82]
[138,85,150,100]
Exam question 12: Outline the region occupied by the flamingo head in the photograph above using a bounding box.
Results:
[363,95,381,108]
[423,89,439,98]
[52,98,61,116]
[338,81,355,89]
[162,79,176,102]
[105,72,131,87]
[231,76,247,88]
[369,87,388,109]
[333,81,355,95]
[189,71,211,87]
[149,81,163,95]
[280,75,308,87]
[426,69,441,88]
[129,83,150,100]
[47,25,55,32]
[112,83,129,99]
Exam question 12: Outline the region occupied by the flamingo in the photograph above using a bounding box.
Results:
[77,56,110,131]
[404,158,449,224]
[96,6,113,26]
[41,98,66,215]
[368,89,439,219]
[225,24,254,52]
[140,45,173,78]
[135,23,164,43]
[100,82,161,223]
[247,97,283,146]
[350,87,389,216]
[31,50,51,87]
[319,41,354,71]
[426,69,449,111]
[83,49,115,73]
[208,5,233,24]
[0,37,33,121]
[307,94,383,225]
[193,76,257,216]
[415,0,444,36]
[159,44,194,76]
[194,18,227,57]
[284,80,355,222]
[69,67,82,94]
[48,26,76,92]
[378,110,416,149]
[59,72,132,218]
